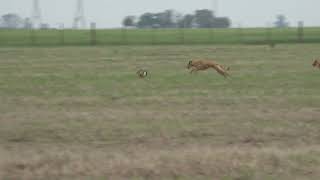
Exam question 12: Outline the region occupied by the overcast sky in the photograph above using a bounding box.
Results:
[0,0,319,28]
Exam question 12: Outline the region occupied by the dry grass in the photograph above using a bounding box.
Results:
[1,145,320,180]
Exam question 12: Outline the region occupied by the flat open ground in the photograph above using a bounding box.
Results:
[0,44,320,179]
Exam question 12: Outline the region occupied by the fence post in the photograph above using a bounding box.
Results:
[180,27,185,44]
[266,26,274,47]
[59,23,65,45]
[297,21,304,43]
[210,27,215,44]
[121,27,127,45]
[90,22,97,45]
[30,29,36,45]
[151,28,156,45]
[237,24,243,44]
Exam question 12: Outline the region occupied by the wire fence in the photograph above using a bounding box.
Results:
[0,26,320,46]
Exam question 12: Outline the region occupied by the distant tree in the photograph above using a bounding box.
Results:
[170,10,182,27]
[178,14,195,28]
[274,15,289,28]
[157,9,179,28]
[136,10,180,28]
[40,23,50,29]
[212,17,231,28]
[1,13,23,29]
[23,18,33,29]
[194,9,215,28]
[137,13,158,28]
[122,16,136,27]
[130,9,231,29]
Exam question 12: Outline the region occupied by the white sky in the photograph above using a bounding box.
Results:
[0,0,319,28]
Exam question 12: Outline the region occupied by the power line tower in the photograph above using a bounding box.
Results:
[73,0,86,29]
[31,0,42,29]
[211,0,218,16]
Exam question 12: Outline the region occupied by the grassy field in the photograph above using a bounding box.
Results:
[1,27,320,46]
[0,44,320,179]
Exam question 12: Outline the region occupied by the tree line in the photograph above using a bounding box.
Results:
[0,13,50,29]
[0,11,291,29]
[0,13,28,29]
[122,9,231,28]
